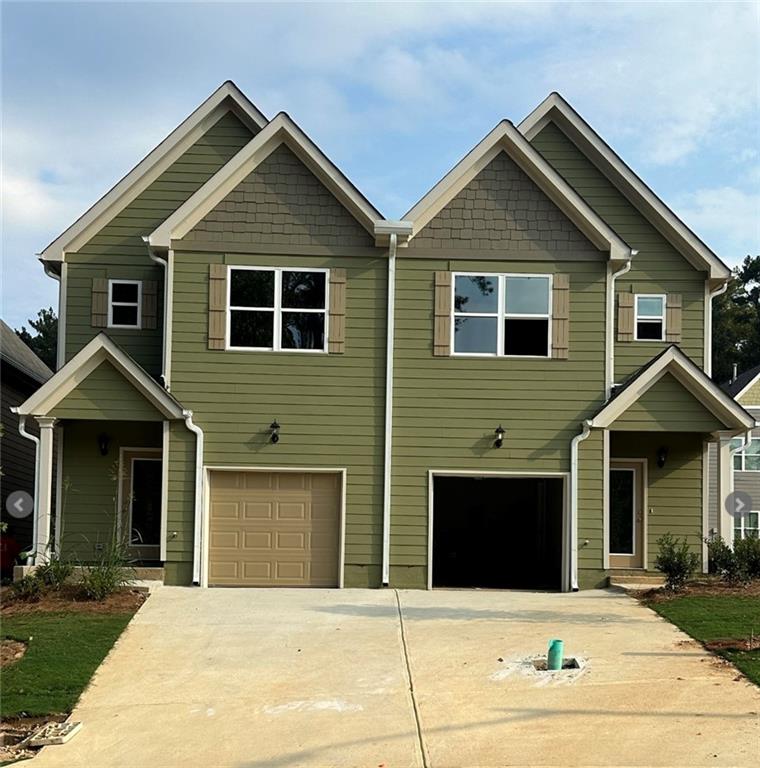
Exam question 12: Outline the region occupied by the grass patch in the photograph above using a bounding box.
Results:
[649,595,760,686]
[2,612,135,717]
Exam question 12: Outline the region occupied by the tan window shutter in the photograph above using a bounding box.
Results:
[433,271,452,356]
[617,292,634,342]
[208,264,227,350]
[665,293,682,343]
[551,273,570,359]
[328,268,346,354]
[92,278,108,328]
[142,280,158,330]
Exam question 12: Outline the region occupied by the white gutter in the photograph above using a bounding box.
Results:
[569,420,592,591]
[43,262,65,371]
[606,255,634,397]
[144,238,173,390]
[13,412,40,564]
[381,232,398,586]
[183,410,205,586]
[705,281,728,378]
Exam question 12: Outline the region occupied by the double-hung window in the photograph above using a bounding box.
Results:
[634,294,666,341]
[731,437,760,471]
[453,273,551,357]
[734,510,759,541]
[227,267,328,352]
[108,280,142,328]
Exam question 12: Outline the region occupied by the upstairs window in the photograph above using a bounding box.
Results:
[227,267,327,352]
[453,273,551,357]
[734,510,759,541]
[634,294,665,341]
[108,280,142,328]
[731,437,760,471]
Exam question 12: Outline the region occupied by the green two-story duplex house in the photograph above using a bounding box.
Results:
[14,83,754,591]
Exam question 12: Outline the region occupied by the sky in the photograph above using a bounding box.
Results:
[2,1,759,330]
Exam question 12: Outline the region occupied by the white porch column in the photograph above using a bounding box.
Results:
[716,435,735,548]
[34,416,57,562]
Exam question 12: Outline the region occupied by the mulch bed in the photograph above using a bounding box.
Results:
[634,577,760,603]
[1,585,146,615]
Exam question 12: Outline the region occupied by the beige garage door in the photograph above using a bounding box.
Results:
[208,471,340,587]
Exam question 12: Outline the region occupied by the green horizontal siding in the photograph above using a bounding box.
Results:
[391,256,608,580]
[169,250,386,583]
[64,111,255,375]
[59,420,162,562]
[578,430,604,573]
[530,122,707,379]
[50,360,164,421]
[610,373,724,432]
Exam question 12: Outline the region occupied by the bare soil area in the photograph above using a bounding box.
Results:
[1,586,146,615]
[0,716,67,764]
[0,639,27,668]
[636,577,760,603]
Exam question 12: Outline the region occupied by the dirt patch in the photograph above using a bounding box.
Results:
[1,585,146,615]
[635,577,760,603]
[0,639,27,668]
[0,715,67,764]
[705,638,760,652]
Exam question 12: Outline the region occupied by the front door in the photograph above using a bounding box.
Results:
[609,461,645,568]
[121,449,162,563]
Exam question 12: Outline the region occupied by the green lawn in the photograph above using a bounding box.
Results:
[649,595,760,686]
[2,612,135,717]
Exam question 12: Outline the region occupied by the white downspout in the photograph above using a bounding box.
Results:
[606,256,634,398]
[144,238,173,390]
[183,410,205,586]
[705,281,728,378]
[569,420,592,591]
[382,232,398,586]
[13,413,40,564]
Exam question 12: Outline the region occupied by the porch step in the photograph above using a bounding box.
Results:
[608,573,665,592]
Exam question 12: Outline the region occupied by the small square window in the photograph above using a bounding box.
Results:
[108,280,142,329]
[635,295,665,341]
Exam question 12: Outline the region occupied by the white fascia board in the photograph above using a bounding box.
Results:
[40,82,268,262]
[149,113,383,248]
[518,93,730,282]
[402,120,630,259]
[16,333,184,420]
[590,347,755,431]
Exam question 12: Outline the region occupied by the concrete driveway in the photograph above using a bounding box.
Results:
[33,588,759,767]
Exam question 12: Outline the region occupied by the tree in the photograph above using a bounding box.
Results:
[712,255,760,384]
[15,307,58,371]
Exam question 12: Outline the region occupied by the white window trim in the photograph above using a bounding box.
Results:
[225,266,330,354]
[451,272,553,358]
[634,293,666,342]
[734,509,760,540]
[108,279,142,329]
[731,437,760,472]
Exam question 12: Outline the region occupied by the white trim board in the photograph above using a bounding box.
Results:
[15,333,185,420]
[426,470,570,592]
[402,119,632,262]
[149,113,383,248]
[202,465,347,589]
[40,82,268,262]
[518,92,730,284]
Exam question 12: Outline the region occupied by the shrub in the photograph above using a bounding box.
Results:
[706,536,735,575]
[9,574,44,602]
[79,543,134,601]
[36,555,74,590]
[655,533,700,591]
[734,535,760,581]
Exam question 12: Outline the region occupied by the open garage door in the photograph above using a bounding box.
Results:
[432,476,564,590]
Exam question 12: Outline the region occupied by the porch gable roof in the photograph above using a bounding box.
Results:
[589,346,756,434]
[14,333,185,420]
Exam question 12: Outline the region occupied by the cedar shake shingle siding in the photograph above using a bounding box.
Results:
[185,145,374,248]
[407,151,598,258]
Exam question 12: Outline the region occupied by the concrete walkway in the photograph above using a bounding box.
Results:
[32,588,759,767]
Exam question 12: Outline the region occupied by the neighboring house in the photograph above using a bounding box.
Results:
[1,319,53,562]
[709,364,760,542]
[14,83,754,591]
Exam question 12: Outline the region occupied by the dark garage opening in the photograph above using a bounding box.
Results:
[433,476,564,590]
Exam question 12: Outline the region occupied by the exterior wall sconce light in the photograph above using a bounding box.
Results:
[98,433,110,456]
[656,446,668,468]
[269,419,280,444]
[494,425,506,448]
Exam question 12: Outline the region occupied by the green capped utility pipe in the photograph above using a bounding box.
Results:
[547,639,564,671]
